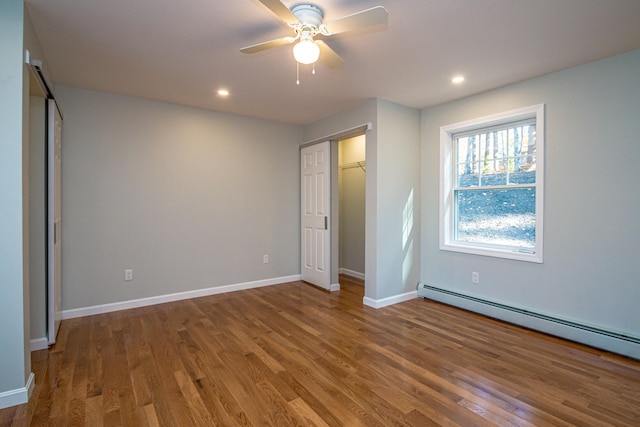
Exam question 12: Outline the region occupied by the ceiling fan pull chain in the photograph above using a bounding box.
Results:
[296,62,300,85]
[312,62,316,75]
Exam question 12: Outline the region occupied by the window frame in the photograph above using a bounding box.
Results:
[439,104,545,263]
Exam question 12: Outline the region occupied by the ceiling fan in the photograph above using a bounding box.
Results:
[241,0,388,70]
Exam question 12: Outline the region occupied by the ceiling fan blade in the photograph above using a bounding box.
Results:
[321,6,388,35]
[240,36,296,54]
[317,41,344,69]
[257,0,299,23]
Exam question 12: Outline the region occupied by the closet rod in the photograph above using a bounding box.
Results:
[339,161,366,172]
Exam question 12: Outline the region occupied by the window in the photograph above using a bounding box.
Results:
[440,104,544,262]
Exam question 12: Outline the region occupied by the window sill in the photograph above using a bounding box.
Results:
[440,242,543,263]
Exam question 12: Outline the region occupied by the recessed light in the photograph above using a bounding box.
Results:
[217,89,230,97]
[451,76,465,84]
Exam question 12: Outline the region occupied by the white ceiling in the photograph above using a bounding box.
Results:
[25,0,640,125]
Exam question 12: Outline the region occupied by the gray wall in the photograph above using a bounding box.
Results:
[376,100,421,299]
[56,86,303,310]
[0,0,30,400]
[420,49,640,340]
[304,99,421,301]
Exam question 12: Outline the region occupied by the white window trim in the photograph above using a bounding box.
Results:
[439,104,545,263]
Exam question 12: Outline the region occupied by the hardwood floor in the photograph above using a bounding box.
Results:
[2,275,639,426]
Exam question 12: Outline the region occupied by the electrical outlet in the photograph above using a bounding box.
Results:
[125,269,133,281]
[263,254,269,264]
[472,272,479,284]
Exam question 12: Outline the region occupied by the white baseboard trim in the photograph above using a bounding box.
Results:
[330,282,341,292]
[363,290,418,309]
[30,337,49,351]
[339,268,365,281]
[0,372,34,410]
[62,274,302,320]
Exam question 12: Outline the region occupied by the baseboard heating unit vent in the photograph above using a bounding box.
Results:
[417,283,639,360]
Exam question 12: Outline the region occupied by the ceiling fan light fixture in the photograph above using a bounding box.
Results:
[293,38,320,64]
[241,1,388,70]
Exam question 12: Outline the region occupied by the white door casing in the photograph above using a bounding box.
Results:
[47,99,62,345]
[301,142,330,289]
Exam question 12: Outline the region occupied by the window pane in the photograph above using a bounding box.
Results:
[457,124,537,188]
[481,170,507,186]
[456,188,535,248]
[456,136,469,164]
[510,169,535,185]
[457,165,480,187]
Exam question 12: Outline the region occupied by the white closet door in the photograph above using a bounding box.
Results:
[300,141,330,289]
[47,99,62,345]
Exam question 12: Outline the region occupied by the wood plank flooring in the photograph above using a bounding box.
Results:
[2,275,639,426]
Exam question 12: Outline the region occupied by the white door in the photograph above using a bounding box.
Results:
[47,99,62,345]
[301,141,330,289]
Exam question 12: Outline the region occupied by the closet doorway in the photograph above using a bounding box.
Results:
[27,59,63,348]
[338,135,366,282]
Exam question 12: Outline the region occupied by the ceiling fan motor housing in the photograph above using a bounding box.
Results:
[291,3,324,28]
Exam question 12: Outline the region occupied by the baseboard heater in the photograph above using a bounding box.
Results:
[417,283,639,360]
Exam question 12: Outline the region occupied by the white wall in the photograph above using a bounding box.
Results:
[421,49,640,341]
[56,86,303,310]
